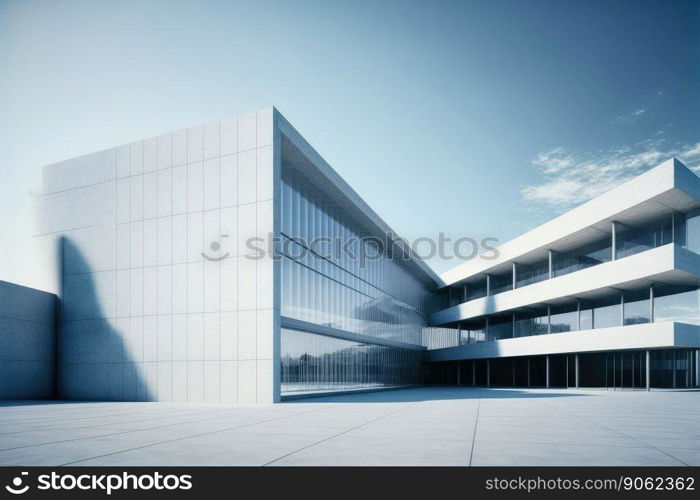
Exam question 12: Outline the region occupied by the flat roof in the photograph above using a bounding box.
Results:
[439,158,700,288]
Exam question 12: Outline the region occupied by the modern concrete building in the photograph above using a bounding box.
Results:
[18,108,700,403]
[426,158,700,390]
[32,108,442,403]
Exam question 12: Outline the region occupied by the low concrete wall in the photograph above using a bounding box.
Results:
[0,281,56,398]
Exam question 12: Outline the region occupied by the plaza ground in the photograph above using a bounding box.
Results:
[0,387,698,466]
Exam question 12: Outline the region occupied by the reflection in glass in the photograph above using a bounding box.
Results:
[465,279,487,301]
[281,328,422,394]
[515,261,549,288]
[616,216,672,259]
[488,315,513,341]
[281,168,432,346]
[550,303,577,332]
[552,237,611,278]
[489,272,512,296]
[653,285,700,325]
[623,289,650,325]
[514,309,548,337]
[590,296,621,329]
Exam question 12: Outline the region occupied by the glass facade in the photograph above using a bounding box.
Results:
[465,279,487,301]
[549,303,577,333]
[515,261,549,288]
[489,272,512,295]
[653,285,700,325]
[428,286,700,349]
[281,329,423,394]
[552,237,611,277]
[280,168,434,345]
[280,167,433,395]
[514,309,548,337]
[616,217,672,259]
[426,349,698,389]
[446,210,700,309]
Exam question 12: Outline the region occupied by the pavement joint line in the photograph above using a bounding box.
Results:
[261,401,428,466]
[539,401,690,467]
[0,406,270,436]
[0,410,230,435]
[467,396,481,466]
[0,406,327,453]
[56,406,331,466]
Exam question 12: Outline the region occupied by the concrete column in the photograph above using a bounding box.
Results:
[673,350,677,389]
[620,292,625,326]
[464,283,468,303]
[548,249,554,279]
[576,298,581,331]
[527,358,531,387]
[696,349,699,388]
[671,212,675,243]
[486,359,490,387]
[547,305,551,334]
[650,285,655,323]
[512,262,517,290]
[485,316,490,342]
[546,355,550,388]
[646,350,651,391]
[611,221,618,261]
[575,354,580,389]
[486,274,491,296]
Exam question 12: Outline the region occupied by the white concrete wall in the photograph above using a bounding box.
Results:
[35,108,280,403]
[0,281,56,398]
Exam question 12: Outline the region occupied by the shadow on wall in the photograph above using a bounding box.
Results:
[59,237,153,401]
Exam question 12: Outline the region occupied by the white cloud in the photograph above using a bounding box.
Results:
[521,139,700,210]
[612,107,647,125]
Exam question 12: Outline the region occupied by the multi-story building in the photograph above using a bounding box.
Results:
[16,108,699,403]
[33,108,440,403]
[426,158,700,390]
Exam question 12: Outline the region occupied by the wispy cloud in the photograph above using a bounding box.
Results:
[521,139,700,209]
[611,89,665,125]
[612,107,647,125]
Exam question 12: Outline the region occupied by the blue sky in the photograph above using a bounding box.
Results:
[1,0,698,290]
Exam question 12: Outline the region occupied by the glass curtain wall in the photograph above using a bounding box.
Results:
[428,285,700,348]
[616,216,672,259]
[552,237,611,277]
[281,168,433,346]
[489,272,513,295]
[281,329,423,394]
[515,261,549,288]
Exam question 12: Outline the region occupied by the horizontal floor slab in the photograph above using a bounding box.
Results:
[425,321,700,362]
[431,244,700,325]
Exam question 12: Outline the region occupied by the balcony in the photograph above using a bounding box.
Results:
[430,243,700,325]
